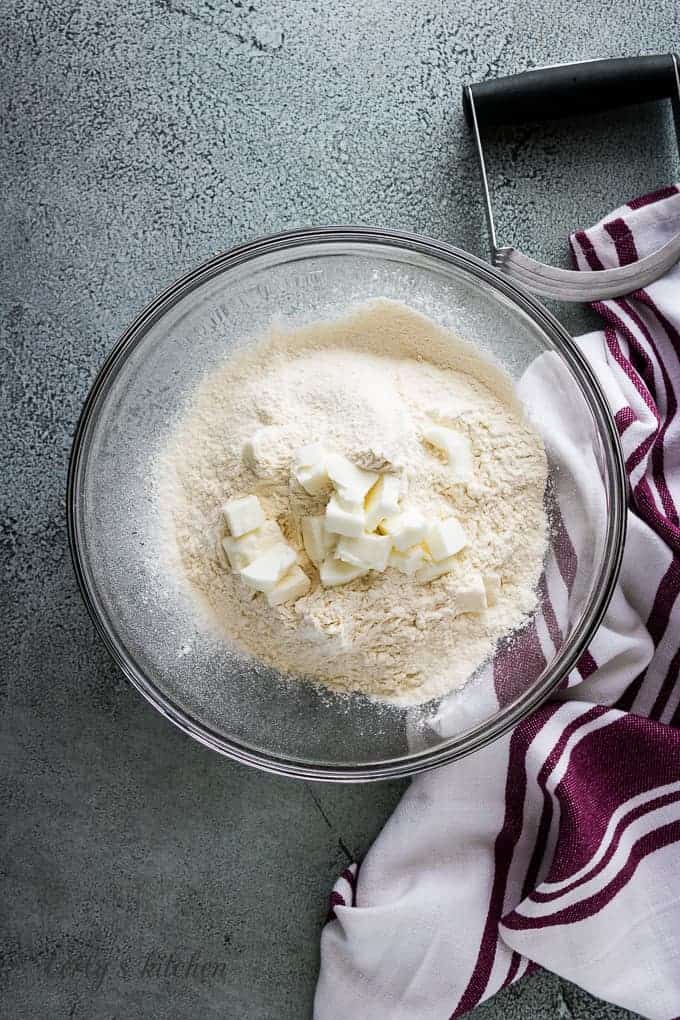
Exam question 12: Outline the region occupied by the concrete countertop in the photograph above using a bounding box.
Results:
[3,1,678,1016]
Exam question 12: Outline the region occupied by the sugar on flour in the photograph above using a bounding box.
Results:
[157,299,548,705]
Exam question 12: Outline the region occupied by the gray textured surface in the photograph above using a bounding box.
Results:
[2,1,677,1017]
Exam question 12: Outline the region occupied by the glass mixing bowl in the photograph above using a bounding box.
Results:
[68,227,626,781]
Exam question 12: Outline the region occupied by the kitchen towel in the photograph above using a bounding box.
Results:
[315,185,680,1020]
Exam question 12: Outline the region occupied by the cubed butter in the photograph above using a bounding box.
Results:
[222,537,249,572]
[483,573,502,606]
[319,557,370,587]
[389,544,429,576]
[222,520,285,571]
[415,556,457,583]
[426,516,468,561]
[240,543,297,593]
[423,426,474,482]
[336,532,392,573]
[266,565,311,606]
[455,573,488,614]
[364,474,401,532]
[325,494,366,538]
[382,508,428,551]
[293,443,331,495]
[301,515,335,567]
[221,494,266,537]
[326,453,378,506]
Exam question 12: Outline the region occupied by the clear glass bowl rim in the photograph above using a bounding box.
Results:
[67,225,627,782]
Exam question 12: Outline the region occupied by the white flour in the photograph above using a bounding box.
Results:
[157,299,548,705]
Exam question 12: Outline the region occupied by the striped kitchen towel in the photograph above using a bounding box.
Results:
[314,185,680,1020]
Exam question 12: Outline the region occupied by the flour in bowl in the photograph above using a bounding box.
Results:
[157,299,548,705]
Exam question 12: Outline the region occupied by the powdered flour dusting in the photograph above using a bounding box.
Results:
[157,299,548,705]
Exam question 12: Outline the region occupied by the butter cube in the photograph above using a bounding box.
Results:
[455,573,488,613]
[415,556,457,583]
[326,453,378,506]
[240,543,297,593]
[222,495,266,537]
[389,544,429,576]
[426,516,468,561]
[325,494,366,538]
[319,557,370,587]
[423,426,474,483]
[336,533,392,573]
[382,509,428,552]
[293,443,331,495]
[266,565,311,606]
[222,520,285,571]
[364,474,401,532]
[483,573,502,606]
[301,515,335,567]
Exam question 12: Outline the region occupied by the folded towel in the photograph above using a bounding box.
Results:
[315,185,680,1020]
